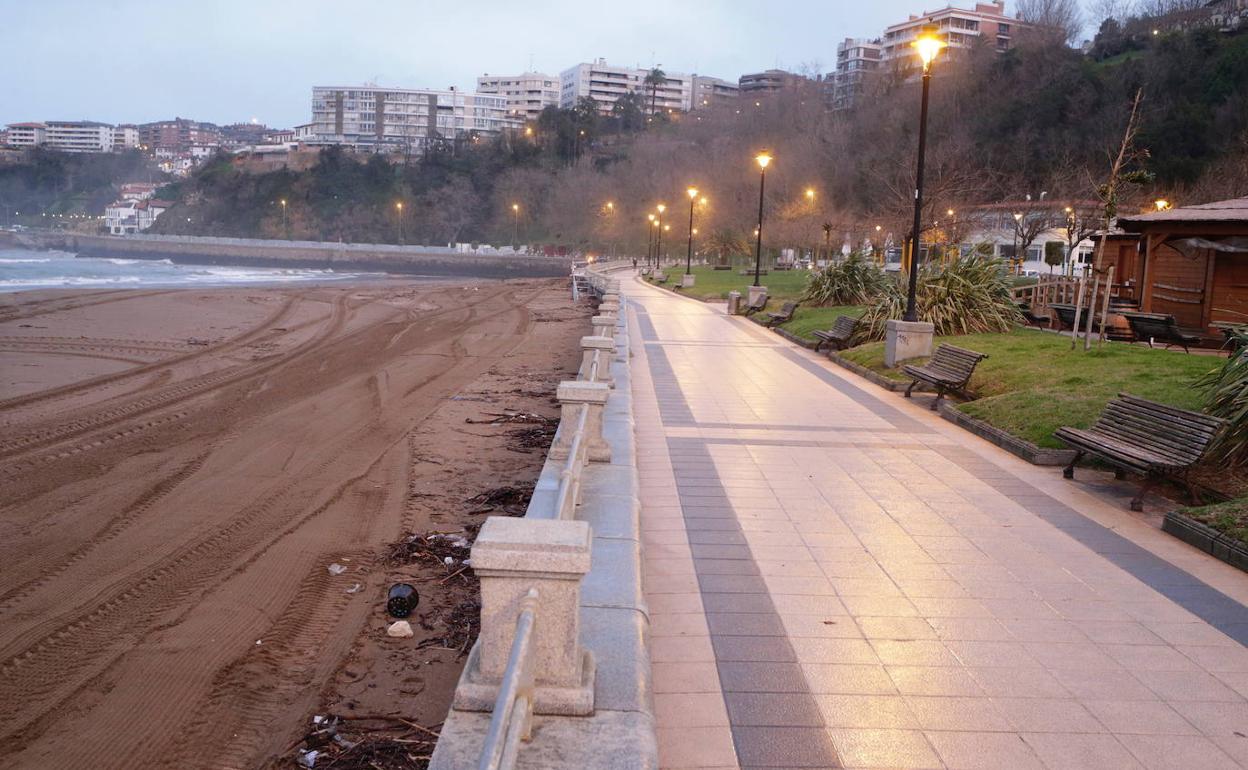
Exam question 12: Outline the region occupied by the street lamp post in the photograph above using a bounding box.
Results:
[753,152,771,287]
[685,187,699,277]
[280,198,288,235]
[655,203,666,266]
[1012,212,1023,275]
[511,203,520,249]
[396,200,404,244]
[647,214,656,266]
[903,28,945,323]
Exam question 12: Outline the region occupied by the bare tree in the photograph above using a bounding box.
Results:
[1089,0,1136,24]
[1017,0,1084,44]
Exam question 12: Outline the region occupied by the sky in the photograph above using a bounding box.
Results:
[3,0,1056,129]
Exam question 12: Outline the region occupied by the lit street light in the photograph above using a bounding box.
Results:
[1012,211,1023,275]
[280,198,287,234]
[396,200,405,244]
[511,203,520,249]
[753,152,772,287]
[903,26,946,323]
[655,203,666,266]
[685,187,699,277]
[1154,199,1172,211]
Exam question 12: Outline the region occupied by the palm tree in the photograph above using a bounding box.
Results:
[643,68,666,120]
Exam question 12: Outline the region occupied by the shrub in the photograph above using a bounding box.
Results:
[1200,332,1248,464]
[802,251,889,306]
[857,254,1022,342]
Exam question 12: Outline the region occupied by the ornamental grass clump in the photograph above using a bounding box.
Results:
[1199,332,1248,464]
[858,254,1022,342]
[802,251,889,307]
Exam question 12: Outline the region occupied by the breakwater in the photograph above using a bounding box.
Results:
[14,231,573,279]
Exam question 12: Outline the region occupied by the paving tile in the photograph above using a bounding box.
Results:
[654,692,730,728]
[724,692,825,727]
[965,667,1070,699]
[816,694,919,729]
[706,613,787,637]
[731,726,842,767]
[801,664,897,695]
[711,636,797,663]
[1168,701,1248,738]
[648,592,705,614]
[827,728,943,769]
[904,696,1012,731]
[656,726,738,768]
[718,662,809,693]
[1049,668,1159,701]
[652,635,717,663]
[781,614,862,639]
[652,612,711,637]
[1021,732,1143,770]
[653,662,724,694]
[925,730,1046,769]
[870,640,959,667]
[792,638,881,665]
[991,697,1103,733]
[887,666,987,697]
[1083,700,1200,735]
[857,617,937,641]
[1116,733,1241,770]
[1132,669,1245,702]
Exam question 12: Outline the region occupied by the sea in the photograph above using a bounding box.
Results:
[0,248,386,292]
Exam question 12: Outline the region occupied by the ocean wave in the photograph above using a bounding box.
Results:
[0,276,145,287]
[0,258,52,264]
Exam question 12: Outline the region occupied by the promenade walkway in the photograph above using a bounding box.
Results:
[626,276,1248,770]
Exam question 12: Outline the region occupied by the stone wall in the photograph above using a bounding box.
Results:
[17,232,573,279]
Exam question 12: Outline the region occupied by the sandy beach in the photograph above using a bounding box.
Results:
[0,279,588,768]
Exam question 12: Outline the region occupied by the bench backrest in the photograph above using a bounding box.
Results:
[1092,393,1227,466]
[927,344,988,384]
[1122,312,1178,339]
[778,301,798,315]
[832,315,858,338]
[747,295,767,309]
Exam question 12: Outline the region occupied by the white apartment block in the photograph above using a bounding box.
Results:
[310,85,519,152]
[5,123,46,148]
[881,1,1025,70]
[112,125,139,150]
[476,72,560,121]
[833,38,883,110]
[559,60,693,115]
[691,75,738,110]
[43,121,114,152]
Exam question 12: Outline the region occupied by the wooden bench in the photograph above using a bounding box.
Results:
[813,315,859,352]
[764,301,799,327]
[1049,303,1096,333]
[1120,312,1202,353]
[902,344,988,410]
[738,269,769,276]
[1055,394,1227,511]
[655,273,669,285]
[712,264,732,271]
[742,294,767,316]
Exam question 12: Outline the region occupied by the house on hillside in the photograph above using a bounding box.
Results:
[105,198,170,234]
[1110,196,1248,339]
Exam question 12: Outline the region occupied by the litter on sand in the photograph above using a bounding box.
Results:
[386,620,414,638]
[327,563,347,576]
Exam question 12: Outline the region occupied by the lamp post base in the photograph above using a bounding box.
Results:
[681,274,696,288]
[885,319,934,367]
[747,285,768,307]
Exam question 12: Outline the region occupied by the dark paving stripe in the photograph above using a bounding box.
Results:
[668,437,841,769]
[940,445,1248,646]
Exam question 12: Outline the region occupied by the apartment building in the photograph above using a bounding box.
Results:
[309,85,518,153]
[139,118,222,152]
[112,125,139,151]
[5,122,46,148]
[476,72,560,121]
[881,1,1027,71]
[832,38,884,110]
[559,60,693,114]
[738,69,804,94]
[691,75,739,110]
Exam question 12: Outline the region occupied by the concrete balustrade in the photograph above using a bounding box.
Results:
[549,381,611,463]
[453,517,596,716]
[431,261,655,770]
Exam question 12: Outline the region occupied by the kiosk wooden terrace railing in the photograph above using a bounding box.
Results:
[430,262,656,770]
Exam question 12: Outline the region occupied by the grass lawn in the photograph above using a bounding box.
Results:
[775,305,867,342]
[644,264,813,301]
[839,328,1221,449]
[1181,497,1248,546]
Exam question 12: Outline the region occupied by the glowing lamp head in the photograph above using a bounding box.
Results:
[687,187,699,200]
[805,188,816,200]
[913,27,947,71]
[512,203,519,212]
[396,201,403,210]
[947,208,955,216]
[875,225,882,232]
[606,201,614,210]
[648,213,655,222]
[1013,212,1023,222]
[280,199,286,206]
[755,152,772,170]
[656,203,666,214]
[1155,199,1171,211]
[700,196,708,206]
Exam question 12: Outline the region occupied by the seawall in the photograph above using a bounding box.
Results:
[15,231,573,280]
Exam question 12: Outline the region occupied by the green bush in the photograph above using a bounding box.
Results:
[858,254,1022,341]
[802,251,889,307]
[1200,332,1248,464]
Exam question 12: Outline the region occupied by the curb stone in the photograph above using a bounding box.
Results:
[938,402,1078,467]
[1163,511,1248,573]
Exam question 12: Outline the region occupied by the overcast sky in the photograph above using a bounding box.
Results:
[3,0,1064,128]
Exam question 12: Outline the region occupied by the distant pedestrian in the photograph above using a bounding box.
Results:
[632,257,638,271]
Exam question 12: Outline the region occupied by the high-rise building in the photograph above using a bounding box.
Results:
[476,72,560,121]
[881,1,1027,72]
[309,85,519,153]
[833,38,884,111]
[690,75,739,110]
[138,118,222,152]
[5,123,46,148]
[112,125,139,151]
[559,60,693,115]
[40,121,113,152]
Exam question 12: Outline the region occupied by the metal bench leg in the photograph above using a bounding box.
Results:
[1185,473,1204,506]
[930,387,944,411]
[1113,468,1126,480]
[904,380,918,399]
[1062,451,1084,480]
[1131,476,1158,512]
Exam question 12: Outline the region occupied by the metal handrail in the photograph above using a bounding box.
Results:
[478,589,539,770]
[553,402,590,520]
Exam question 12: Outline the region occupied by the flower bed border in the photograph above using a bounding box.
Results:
[1162,511,1248,574]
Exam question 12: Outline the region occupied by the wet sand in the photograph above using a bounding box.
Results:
[0,280,588,768]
